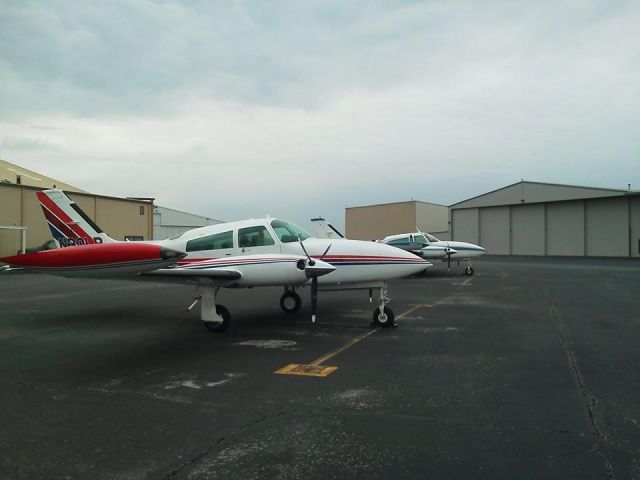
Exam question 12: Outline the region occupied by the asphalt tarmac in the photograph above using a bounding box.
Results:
[1,257,639,480]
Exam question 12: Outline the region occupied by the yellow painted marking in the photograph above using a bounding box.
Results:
[275,304,434,377]
[274,364,338,377]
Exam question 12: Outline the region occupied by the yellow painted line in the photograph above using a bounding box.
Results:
[274,364,338,377]
[310,303,432,366]
[274,304,433,377]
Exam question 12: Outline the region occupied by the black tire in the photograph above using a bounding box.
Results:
[464,267,474,276]
[372,306,395,327]
[203,305,230,333]
[280,291,301,314]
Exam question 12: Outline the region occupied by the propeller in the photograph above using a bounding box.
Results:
[299,237,332,322]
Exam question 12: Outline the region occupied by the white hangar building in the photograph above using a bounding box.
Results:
[153,205,222,240]
[450,181,640,258]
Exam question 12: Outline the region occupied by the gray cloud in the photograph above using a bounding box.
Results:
[1,0,639,229]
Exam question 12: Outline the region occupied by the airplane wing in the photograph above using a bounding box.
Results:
[0,243,186,277]
[141,267,242,286]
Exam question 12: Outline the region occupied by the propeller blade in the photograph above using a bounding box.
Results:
[319,243,332,260]
[447,242,451,269]
[298,237,315,266]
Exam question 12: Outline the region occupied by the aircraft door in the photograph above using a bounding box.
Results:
[237,225,279,255]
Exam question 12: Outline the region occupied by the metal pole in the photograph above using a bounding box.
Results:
[21,228,26,254]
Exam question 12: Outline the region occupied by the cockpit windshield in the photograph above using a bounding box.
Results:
[414,235,428,244]
[270,219,312,243]
[426,233,440,242]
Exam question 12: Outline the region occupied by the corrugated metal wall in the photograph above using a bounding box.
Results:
[0,185,153,257]
[0,187,22,255]
[451,208,478,244]
[586,197,629,257]
[512,204,545,255]
[631,196,640,258]
[546,201,585,256]
[479,207,510,254]
[450,195,638,257]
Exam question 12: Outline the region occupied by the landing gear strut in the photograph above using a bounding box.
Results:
[371,283,396,328]
[280,288,301,313]
[199,286,230,333]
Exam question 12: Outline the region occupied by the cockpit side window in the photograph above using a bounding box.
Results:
[270,220,312,243]
[186,230,233,252]
[388,236,409,246]
[414,235,428,244]
[238,225,275,247]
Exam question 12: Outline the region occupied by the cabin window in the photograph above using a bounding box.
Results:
[270,220,312,243]
[414,235,428,244]
[186,230,233,252]
[238,226,275,248]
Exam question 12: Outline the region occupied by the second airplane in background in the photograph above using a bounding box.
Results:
[310,218,486,275]
[376,231,487,275]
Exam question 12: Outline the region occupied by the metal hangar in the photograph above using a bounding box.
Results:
[450,181,640,258]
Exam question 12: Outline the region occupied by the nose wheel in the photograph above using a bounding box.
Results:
[371,283,397,328]
[280,289,302,313]
[372,305,396,327]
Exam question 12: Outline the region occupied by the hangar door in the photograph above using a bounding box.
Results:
[511,204,545,255]
[452,208,479,244]
[547,201,584,256]
[479,207,510,255]
[586,197,628,257]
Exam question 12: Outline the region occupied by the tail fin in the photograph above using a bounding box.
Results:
[37,189,117,247]
[310,217,345,239]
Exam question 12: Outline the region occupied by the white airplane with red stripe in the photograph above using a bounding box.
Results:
[0,189,431,332]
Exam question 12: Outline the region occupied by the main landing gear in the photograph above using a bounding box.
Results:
[190,284,398,333]
[280,288,302,314]
[186,286,231,333]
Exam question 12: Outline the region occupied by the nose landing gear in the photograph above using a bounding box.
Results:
[371,283,396,328]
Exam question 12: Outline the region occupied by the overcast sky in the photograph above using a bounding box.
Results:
[1,0,639,230]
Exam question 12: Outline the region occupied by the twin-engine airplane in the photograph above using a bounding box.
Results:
[376,232,487,275]
[310,218,486,275]
[0,190,431,332]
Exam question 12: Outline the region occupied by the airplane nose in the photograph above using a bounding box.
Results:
[305,259,336,278]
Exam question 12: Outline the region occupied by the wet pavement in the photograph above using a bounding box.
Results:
[0,256,639,479]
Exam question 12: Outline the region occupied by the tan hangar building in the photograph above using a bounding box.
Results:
[0,159,153,256]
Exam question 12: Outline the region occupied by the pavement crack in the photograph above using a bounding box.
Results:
[546,290,616,480]
[163,410,289,479]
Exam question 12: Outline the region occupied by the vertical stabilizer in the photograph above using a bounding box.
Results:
[37,189,116,247]
[310,217,344,239]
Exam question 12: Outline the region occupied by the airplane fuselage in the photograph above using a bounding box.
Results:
[154,218,430,286]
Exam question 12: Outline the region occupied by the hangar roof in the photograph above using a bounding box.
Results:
[346,199,448,210]
[450,180,635,209]
[0,158,87,193]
